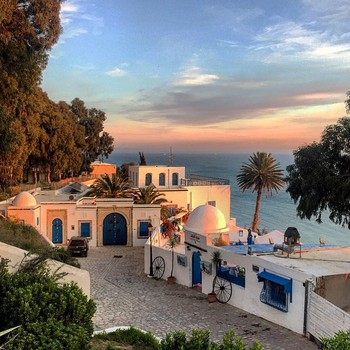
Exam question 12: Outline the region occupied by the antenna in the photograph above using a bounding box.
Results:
[169,146,174,165]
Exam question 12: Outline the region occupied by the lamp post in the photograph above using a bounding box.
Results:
[148,222,154,277]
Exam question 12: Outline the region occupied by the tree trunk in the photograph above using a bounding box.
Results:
[252,189,262,232]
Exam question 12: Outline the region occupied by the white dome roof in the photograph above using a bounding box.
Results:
[184,204,229,234]
[12,192,37,207]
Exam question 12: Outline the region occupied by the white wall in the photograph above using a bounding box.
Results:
[144,233,191,287]
[199,245,312,335]
[129,165,186,188]
[185,185,231,222]
[132,205,161,247]
[0,242,90,297]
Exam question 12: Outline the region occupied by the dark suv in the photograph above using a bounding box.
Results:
[68,236,89,257]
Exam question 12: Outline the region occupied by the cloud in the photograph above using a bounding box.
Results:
[252,15,350,66]
[106,67,127,77]
[57,0,104,45]
[173,66,219,86]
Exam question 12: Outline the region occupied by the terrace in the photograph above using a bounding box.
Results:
[181,174,229,186]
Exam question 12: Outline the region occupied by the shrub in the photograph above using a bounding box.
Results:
[159,328,262,350]
[93,327,159,349]
[0,259,96,350]
[321,329,350,349]
[0,220,80,267]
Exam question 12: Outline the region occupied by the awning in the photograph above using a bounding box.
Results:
[257,271,292,294]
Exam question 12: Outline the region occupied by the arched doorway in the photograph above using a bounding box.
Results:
[52,218,63,243]
[192,251,202,286]
[103,213,127,245]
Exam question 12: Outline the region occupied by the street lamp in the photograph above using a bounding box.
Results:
[148,222,154,277]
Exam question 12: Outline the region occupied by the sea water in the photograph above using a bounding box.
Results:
[107,152,350,246]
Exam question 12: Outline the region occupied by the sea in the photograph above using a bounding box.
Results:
[107,152,350,246]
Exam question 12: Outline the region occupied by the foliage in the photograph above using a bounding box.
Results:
[167,237,179,278]
[92,173,132,198]
[0,5,114,187]
[0,219,80,268]
[93,327,159,350]
[321,329,350,349]
[0,260,96,350]
[237,152,284,232]
[134,185,167,205]
[159,328,263,350]
[285,114,350,229]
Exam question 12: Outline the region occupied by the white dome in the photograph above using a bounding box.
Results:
[184,204,229,234]
[12,192,37,207]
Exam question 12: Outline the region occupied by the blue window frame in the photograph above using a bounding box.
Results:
[159,173,165,186]
[257,271,292,312]
[172,173,179,186]
[145,173,152,186]
[139,221,151,238]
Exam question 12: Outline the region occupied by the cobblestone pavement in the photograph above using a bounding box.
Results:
[79,246,318,350]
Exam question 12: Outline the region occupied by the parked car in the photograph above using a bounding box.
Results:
[68,236,89,257]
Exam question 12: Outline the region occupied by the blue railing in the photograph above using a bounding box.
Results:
[217,267,245,288]
[181,174,229,186]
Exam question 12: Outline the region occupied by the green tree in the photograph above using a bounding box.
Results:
[237,152,284,232]
[0,261,96,350]
[286,116,350,229]
[70,98,114,171]
[92,173,132,198]
[133,185,167,204]
[98,131,114,162]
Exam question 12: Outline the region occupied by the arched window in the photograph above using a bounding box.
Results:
[145,173,152,186]
[159,173,165,186]
[172,173,179,186]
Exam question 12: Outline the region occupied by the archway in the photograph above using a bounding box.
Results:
[103,213,127,245]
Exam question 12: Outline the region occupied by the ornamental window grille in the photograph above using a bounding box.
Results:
[260,280,288,312]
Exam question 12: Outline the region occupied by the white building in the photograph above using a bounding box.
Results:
[129,164,231,221]
[5,188,161,247]
[3,163,232,248]
[145,204,350,342]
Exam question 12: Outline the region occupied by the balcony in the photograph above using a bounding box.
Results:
[181,174,229,186]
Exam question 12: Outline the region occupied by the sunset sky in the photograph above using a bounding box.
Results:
[42,0,350,154]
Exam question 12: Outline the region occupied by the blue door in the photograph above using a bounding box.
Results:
[103,213,127,245]
[192,251,202,286]
[81,222,91,238]
[52,218,63,243]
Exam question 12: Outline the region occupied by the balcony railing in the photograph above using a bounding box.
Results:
[181,174,229,186]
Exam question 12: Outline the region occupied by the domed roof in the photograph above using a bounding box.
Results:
[12,192,37,207]
[184,204,229,235]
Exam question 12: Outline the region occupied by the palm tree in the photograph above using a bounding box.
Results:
[237,152,284,232]
[133,185,167,205]
[91,173,132,198]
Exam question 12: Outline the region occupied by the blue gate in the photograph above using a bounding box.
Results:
[52,218,63,243]
[192,251,202,286]
[103,213,127,245]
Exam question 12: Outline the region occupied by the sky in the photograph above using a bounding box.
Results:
[41,0,350,154]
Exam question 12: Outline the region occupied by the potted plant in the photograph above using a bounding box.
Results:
[207,250,222,303]
[167,237,179,284]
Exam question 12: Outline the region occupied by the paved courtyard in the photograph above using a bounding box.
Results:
[79,246,318,349]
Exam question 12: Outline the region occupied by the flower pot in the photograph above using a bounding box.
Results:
[207,292,217,303]
[167,276,176,285]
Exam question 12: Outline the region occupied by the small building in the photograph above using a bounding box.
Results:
[90,161,116,178]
